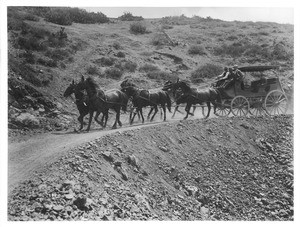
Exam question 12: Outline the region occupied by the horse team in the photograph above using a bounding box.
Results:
[63,76,220,131]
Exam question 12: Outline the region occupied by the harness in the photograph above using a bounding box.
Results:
[123,86,159,106]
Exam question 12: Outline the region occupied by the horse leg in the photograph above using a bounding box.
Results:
[117,108,123,127]
[112,108,120,129]
[192,106,196,115]
[139,108,145,123]
[86,110,94,132]
[150,105,158,121]
[172,105,178,118]
[205,102,211,119]
[147,107,154,120]
[77,114,84,131]
[162,105,167,121]
[184,103,192,120]
[130,110,137,125]
[103,110,109,128]
[94,111,104,127]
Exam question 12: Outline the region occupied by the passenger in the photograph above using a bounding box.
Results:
[232,65,244,80]
[218,68,233,88]
[215,67,229,87]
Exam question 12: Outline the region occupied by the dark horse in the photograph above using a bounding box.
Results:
[77,76,128,130]
[120,79,170,121]
[121,85,172,124]
[162,80,198,118]
[165,80,221,119]
[63,79,108,131]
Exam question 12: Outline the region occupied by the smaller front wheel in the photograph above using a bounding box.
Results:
[215,100,231,117]
[231,96,249,116]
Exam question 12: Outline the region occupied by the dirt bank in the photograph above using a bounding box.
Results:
[8,115,293,221]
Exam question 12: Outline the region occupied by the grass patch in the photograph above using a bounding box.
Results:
[105,67,123,80]
[146,71,178,82]
[188,45,207,55]
[86,65,100,75]
[139,64,159,73]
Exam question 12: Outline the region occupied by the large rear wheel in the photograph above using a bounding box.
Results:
[264,90,288,115]
[231,96,249,116]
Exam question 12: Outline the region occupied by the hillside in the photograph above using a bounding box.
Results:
[7,7,294,136]
[8,115,293,220]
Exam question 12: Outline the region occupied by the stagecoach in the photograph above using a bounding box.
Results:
[212,65,289,117]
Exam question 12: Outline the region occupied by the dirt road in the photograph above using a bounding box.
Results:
[8,117,181,194]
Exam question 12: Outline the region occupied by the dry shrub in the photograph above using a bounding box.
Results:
[139,64,159,73]
[190,63,223,83]
[188,45,207,55]
[130,22,147,34]
[105,67,123,80]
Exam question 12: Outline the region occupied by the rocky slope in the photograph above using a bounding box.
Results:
[7,7,294,138]
[8,115,293,221]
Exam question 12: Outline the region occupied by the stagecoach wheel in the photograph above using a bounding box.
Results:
[231,96,250,116]
[264,90,288,116]
[215,100,231,117]
[249,98,266,116]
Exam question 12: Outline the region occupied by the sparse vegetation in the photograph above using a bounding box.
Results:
[105,67,123,80]
[130,22,147,34]
[118,12,143,21]
[45,9,72,26]
[44,7,109,25]
[116,51,125,58]
[115,61,137,73]
[188,45,207,55]
[86,65,100,75]
[146,71,178,82]
[151,33,172,46]
[190,63,223,83]
[95,57,116,67]
[139,64,159,73]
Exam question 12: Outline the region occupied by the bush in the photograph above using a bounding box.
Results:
[37,57,57,67]
[116,51,125,58]
[188,45,207,55]
[139,64,159,73]
[146,71,177,81]
[86,65,99,75]
[17,36,46,51]
[105,68,123,80]
[45,48,71,61]
[113,42,121,50]
[68,7,109,24]
[151,33,171,46]
[118,12,143,21]
[45,9,72,25]
[24,13,39,21]
[15,64,53,86]
[213,42,248,58]
[190,63,223,82]
[20,51,35,64]
[115,61,137,72]
[123,61,137,72]
[95,57,115,66]
[130,22,147,34]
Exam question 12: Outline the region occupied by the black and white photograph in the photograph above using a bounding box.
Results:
[1,0,298,224]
